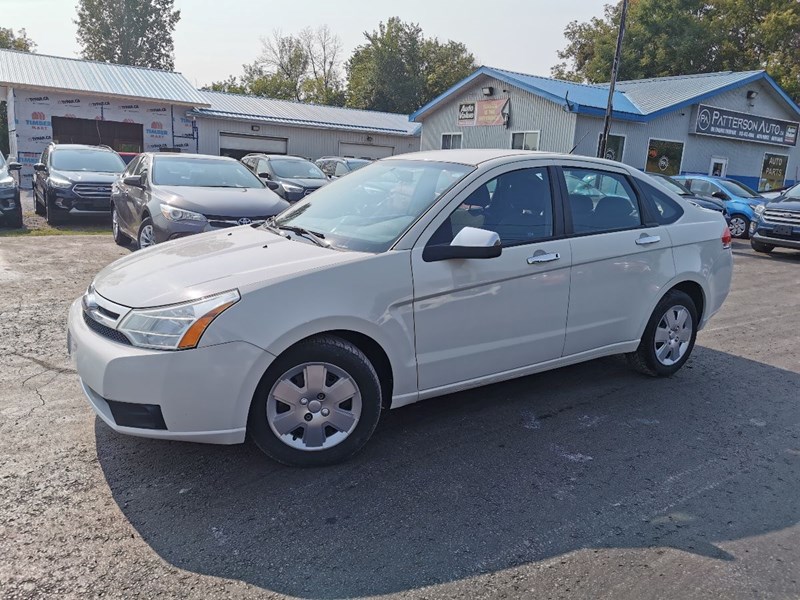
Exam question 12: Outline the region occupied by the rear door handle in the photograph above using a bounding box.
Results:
[527,252,561,264]
[635,235,661,246]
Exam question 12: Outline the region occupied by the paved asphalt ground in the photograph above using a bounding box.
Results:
[1,211,799,598]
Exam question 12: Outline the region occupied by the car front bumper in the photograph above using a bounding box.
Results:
[0,187,19,219]
[67,298,275,444]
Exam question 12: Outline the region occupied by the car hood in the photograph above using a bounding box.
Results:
[766,199,800,212]
[92,225,368,308]
[155,186,288,217]
[279,177,328,189]
[54,170,121,183]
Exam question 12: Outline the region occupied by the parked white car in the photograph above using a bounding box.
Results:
[68,150,733,466]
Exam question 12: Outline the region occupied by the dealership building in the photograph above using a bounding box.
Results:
[0,49,420,186]
[411,66,800,191]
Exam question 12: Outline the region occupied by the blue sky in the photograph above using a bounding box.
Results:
[6,0,604,87]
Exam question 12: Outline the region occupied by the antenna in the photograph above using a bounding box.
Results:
[569,130,590,154]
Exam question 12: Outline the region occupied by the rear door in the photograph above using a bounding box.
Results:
[559,163,676,356]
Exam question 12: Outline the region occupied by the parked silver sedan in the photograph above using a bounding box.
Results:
[111,153,289,248]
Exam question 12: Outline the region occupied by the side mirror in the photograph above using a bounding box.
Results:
[712,191,729,201]
[123,174,144,187]
[7,161,21,171]
[258,172,271,180]
[265,180,280,191]
[33,163,46,172]
[422,227,502,262]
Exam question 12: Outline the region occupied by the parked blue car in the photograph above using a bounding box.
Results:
[673,175,767,238]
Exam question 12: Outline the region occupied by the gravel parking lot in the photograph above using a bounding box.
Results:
[1,231,798,599]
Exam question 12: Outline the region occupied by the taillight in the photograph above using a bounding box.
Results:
[721,226,732,249]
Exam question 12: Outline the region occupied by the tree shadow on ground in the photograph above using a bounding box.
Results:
[96,347,800,598]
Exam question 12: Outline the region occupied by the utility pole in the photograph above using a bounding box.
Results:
[598,0,629,159]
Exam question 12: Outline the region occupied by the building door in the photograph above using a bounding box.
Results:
[709,157,728,178]
[219,133,288,159]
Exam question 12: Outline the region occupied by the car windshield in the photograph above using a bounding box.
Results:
[270,159,327,180]
[51,149,125,173]
[347,159,371,171]
[152,157,265,188]
[652,175,691,196]
[781,184,800,200]
[719,179,761,198]
[273,160,473,253]
[0,154,6,168]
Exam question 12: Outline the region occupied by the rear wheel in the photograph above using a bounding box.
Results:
[248,335,382,467]
[728,215,749,239]
[34,189,45,216]
[627,290,698,377]
[111,204,131,246]
[137,217,156,249]
[750,240,774,253]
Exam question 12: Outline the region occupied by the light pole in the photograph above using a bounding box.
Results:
[598,0,629,159]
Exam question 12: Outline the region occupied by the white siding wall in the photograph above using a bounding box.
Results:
[418,76,577,153]
[571,78,800,186]
[196,117,420,160]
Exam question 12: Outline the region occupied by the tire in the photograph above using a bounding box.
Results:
[45,193,66,226]
[728,214,750,239]
[137,217,157,249]
[248,335,382,467]
[750,240,774,253]
[627,289,698,378]
[9,208,23,229]
[34,190,45,216]
[111,204,131,246]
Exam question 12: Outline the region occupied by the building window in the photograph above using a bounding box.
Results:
[597,133,625,161]
[441,133,462,150]
[760,153,789,192]
[511,131,540,151]
[645,139,684,176]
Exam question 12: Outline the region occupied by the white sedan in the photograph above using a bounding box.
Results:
[68,150,733,466]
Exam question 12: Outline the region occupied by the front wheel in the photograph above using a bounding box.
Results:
[750,240,774,254]
[34,189,45,216]
[8,208,23,229]
[137,217,157,249]
[728,215,750,239]
[248,335,382,467]
[111,205,131,246]
[45,194,66,226]
[627,290,698,377]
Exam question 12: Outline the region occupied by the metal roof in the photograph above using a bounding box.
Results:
[0,48,209,107]
[410,66,800,123]
[191,90,421,136]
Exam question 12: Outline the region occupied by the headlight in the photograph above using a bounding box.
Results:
[754,204,766,216]
[117,290,240,350]
[0,176,15,189]
[49,176,73,189]
[281,182,303,193]
[160,204,206,222]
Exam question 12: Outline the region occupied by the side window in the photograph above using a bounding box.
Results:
[317,161,332,176]
[690,180,713,195]
[562,168,641,234]
[511,131,540,151]
[637,180,684,225]
[124,155,143,177]
[334,162,349,177]
[138,156,150,182]
[428,167,554,247]
[41,147,49,167]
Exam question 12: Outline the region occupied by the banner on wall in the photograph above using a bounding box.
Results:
[695,104,799,147]
[457,98,509,127]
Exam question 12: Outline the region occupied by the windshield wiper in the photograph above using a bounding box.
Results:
[266,219,330,248]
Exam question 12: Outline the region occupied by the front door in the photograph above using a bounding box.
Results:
[709,157,728,178]
[411,164,571,392]
[559,165,676,355]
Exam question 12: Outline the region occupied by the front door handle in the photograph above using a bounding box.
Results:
[527,252,561,264]
[635,234,661,246]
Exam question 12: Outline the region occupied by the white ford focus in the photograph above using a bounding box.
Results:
[68,150,733,466]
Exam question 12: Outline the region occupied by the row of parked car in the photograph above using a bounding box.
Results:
[3,143,800,255]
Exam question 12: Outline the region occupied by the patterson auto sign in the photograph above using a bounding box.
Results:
[695,104,798,147]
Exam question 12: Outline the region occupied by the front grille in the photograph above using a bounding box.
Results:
[205,215,271,228]
[763,209,800,226]
[83,310,131,345]
[73,183,113,199]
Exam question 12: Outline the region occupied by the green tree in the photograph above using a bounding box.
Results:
[552,0,800,102]
[75,0,180,70]
[346,17,476,114]
[1,28,37,156]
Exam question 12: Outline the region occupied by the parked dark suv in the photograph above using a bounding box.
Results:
[241,154,328,202]
[33,144,126,225]
[750,184,800,254]
[0,154,23,229]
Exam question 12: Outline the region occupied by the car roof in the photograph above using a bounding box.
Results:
[50,144,116,152]
[147,152,237,161]
[384,149,638,170]
[246,154,309,161]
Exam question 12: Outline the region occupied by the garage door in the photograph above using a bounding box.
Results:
[339,142,394,160]
[219,133,288,160]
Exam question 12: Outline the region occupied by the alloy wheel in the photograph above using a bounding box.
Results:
[654,304,693,366]
[138,224,156,248]
[729,216,747,237]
